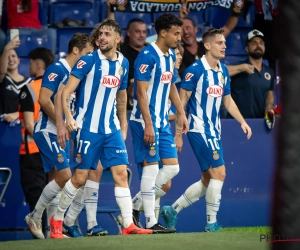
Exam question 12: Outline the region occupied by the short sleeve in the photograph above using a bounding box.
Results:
[42,64,63,92]
[19,85,34,112]
[119,58,129,90]
[180,63,200,91]
[223,66,231,96]
[71,54,94,81]
[134,49,155,82]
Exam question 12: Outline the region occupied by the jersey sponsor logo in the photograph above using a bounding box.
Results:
[139,64,149,73]
[264,72,271,80]
[101,75,120,88]
[48,73,58,81]
[206,85,224,98]
[160,71,173,84]
[185,73,194,81]
[77,60,86,69]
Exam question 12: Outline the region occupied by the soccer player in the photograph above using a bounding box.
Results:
[129,14,188,233]
[161,28,252,232]
[49,19,153,238]
[24,33,93,239]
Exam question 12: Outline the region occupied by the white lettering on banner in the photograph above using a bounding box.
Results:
[101,75,120,88]
[206,85,224,98]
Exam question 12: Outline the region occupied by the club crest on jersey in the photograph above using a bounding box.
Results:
[185,73,194,81]
[206,85,224,98]
[219,75,225,84]
[75,154,82,164]
[101,75,120,88]
[212,151,220,160]
[264,72,271,80]
[119,66,124,76]
[149,145,156,156]
[48,73,58,81]
[139,64,148,74]
[160,71,173,84]
[77,60,86,69]
[57,154,64,163]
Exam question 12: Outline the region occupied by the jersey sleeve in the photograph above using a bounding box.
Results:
[19,85,34,112]
[119,58,129,90]
[42,64,63,93]
[134,50,155,82]
[71,54,94,81]
[223,66,231,96]
[180,63,199,91]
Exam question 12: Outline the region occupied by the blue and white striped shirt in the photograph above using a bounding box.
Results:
[181,56,230,138]
[72,50,128,134]
[131,42,176,128]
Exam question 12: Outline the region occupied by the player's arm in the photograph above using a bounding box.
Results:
[39,87,56,122]
[62,75,81,132]
[223,94,252,139]
[169,84,188,134]
[106,0,115,20]
[116,89,128,140]
[136,80,155,144]
[55,84,69,149]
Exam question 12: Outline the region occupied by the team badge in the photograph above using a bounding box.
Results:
[233,0,244,14]
[139,64,149,74]
[119,66,124,76]
[57,153,64,163]
[116,0,128,11]
[212,151,220,160]
[264,72,271,80]
[48,73,58,82]
[75,154,82,164]
[149,144,156,156]
[185,73,194,81]
[219,75,225,84]
[77,60,86,69]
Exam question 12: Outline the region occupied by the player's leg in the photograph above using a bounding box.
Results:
[49,129,101,238]
[84,162,108,236]
[155,179,171,221]
[102,129,152,235]
[25,131,71,239]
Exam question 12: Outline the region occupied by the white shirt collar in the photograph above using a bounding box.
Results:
[201,55,223,73]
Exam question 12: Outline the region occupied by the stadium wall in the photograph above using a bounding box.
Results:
[0,119,275,239]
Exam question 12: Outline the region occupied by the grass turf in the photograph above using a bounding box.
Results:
[0,227,270,250]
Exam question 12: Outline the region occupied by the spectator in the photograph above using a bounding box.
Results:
[6,0,56,54]
[107,1,148,117]
[227,29,274,118]
[19,47,54,238]
[0,36,31,176]
[178,0,239,78]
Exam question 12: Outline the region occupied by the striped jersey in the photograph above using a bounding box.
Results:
[72,50,128,134]
[35,59,71,135]
[181,56,230,138]
[130,42,176,128]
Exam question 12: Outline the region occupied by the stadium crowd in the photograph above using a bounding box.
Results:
[0,0,279,239]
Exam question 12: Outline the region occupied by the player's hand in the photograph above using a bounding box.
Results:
[179,0,189,19]
[179,114,189,134]
[175,134,183,154]
[3,112,19,122]
[5,35,20,50]
[241,122,252,139]
[144,123,155,144]
[57,123,69,149]
[66,117,78,132]
[243,64,254,74]
[120,123,128,141]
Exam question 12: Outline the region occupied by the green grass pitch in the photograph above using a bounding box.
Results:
[0,227,270,250]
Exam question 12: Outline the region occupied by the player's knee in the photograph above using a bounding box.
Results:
[112,167,128,186]
[55,168,72,187]
[162,164,180,179]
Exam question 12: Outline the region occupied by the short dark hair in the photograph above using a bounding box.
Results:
[154,14,183,34]
[183,17,196,27]
[67,33,90,54]
[124,18,147,45]
[90,19,122,50]
[202,28,224,44]
[28,47,54,68]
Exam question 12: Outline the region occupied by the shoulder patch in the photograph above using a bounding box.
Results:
[77,60,86,69]
[139,64,149,74]
[48,73,58,81]
[185,73,194,81]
